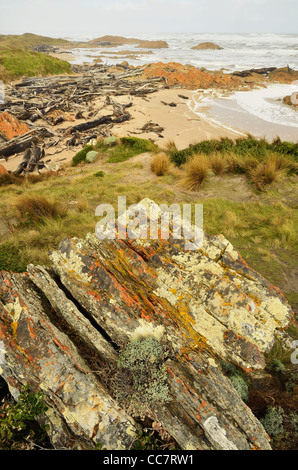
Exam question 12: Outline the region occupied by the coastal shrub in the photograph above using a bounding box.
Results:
[180,154,209,190]
[267,358,286,373]
[71,145,94,166]
[0,384,49,450]
[170,136,298,167]
[93,171,105,177]
[220,360,249,402]
[116,337,171,408]
[229,375,249,402]
[151,152,170,176]
[260,406,284,437]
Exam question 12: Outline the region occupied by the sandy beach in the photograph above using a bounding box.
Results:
[0,87,248,173]
[0,77,297,173]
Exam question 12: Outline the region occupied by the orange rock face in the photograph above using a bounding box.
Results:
[0,112,30,141]
[0,164,8,175]
[141,62,242,89]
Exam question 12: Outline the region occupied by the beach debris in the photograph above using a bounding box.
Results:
[161,100,177,107]
[130,120,165,137]
[0,64,166,164]
[14,141,46,175]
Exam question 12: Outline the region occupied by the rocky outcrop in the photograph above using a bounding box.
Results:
[0,199,294,450]
[0,112,30,141]
[192,42,223,50]
[140,63,298,90]
[141,62,243,89]
[89,35,169,49]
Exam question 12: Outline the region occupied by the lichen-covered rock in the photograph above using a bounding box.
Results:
[141,62,243,89]
[0,111,30,141]
[0,199,294,450]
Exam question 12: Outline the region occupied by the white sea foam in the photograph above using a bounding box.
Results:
[60,32,298,72]
[231,84,298,127]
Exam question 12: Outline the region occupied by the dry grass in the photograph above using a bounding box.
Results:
[249,157,286,190]
[209,152,228,175]
[180,154,209,190]
[151,152,171,176]
[162,139,178,153]
[14,195,67,225]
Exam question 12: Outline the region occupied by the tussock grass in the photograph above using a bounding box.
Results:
[14,195,67,226]
[162,139,178,153]
[180,154,209,190]
[209,152,228,175]
[151,153,171,176]
[249,158,286,190]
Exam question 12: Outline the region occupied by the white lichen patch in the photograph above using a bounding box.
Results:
[5,297,24,321]
[172,251,225,277]
[50,250,91,284]
[223,242,239,261]
[203,416,238,450]
[132,319,165,342]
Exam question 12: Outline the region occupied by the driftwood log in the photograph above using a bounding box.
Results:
[0,199,294,450]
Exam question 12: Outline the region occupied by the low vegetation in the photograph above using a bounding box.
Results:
[150,152,171,176]
[0,133,297,450]
[0,383,49,450]
[0,49,71,82]
[71,137,159,166]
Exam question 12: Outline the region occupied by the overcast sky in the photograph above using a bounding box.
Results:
[0,0,297,37]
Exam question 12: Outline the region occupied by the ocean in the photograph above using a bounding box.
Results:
[62,32,298,139]
[64,32,298,71]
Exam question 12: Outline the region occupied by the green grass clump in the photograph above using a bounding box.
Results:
[106,137,159,163]
[0,242,29,273]
[0,49,71,82]
[71,145,94,166]
[93,171,105,177]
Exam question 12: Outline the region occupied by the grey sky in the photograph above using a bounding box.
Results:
[0,0,297,36]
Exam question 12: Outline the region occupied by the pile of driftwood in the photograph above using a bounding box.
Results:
[0,64,167,173]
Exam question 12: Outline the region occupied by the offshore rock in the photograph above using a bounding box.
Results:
[0,199,294,450]
[191,42,223,50]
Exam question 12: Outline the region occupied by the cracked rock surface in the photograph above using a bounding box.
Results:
[0,199,294,450]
